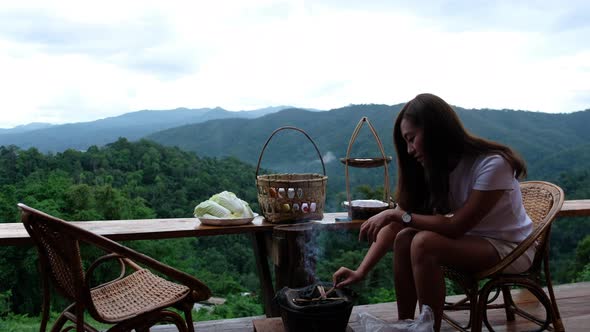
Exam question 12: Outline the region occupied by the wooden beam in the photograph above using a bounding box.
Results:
[2,198,590,246]
[558,199,590,217]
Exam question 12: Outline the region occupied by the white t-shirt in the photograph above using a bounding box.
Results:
[448,154,532,242]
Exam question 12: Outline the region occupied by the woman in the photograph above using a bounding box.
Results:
[332,93,533,331]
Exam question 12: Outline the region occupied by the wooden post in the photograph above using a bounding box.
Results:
[272,223,319,290]
[251,231,280,317]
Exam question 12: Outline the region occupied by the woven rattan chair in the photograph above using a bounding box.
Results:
[19,203,212,332]
[443,181,565,332]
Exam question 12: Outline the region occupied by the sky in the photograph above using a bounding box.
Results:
[1,0,589,128]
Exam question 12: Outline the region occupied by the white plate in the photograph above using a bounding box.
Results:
[198,214,258,226]
[343,200,389,208]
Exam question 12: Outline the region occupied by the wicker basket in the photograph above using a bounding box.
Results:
[256,127,328,223]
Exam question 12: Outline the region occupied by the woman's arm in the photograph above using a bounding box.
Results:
[399,189,505,238]
[359,208,400,243]
[360,189,505,241]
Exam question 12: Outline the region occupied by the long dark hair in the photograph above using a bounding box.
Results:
[393,93,527,214]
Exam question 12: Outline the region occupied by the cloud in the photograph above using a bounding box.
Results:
[0,7,195,79]
[0,0,589,128]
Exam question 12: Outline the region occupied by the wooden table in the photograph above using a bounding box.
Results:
[0,212,371,246]
[3,199,587,246]
[1,200,589,317]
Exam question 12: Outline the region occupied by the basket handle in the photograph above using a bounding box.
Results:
[256,126,326,176]
[344,117,391,206]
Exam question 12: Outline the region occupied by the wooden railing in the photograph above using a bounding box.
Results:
[2,200,588,246]
[558,199,590,217]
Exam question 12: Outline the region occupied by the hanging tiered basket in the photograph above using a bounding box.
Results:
[256,127,328,223]
[341,117,394,220]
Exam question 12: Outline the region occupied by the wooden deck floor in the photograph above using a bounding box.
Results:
[152,281,589,331]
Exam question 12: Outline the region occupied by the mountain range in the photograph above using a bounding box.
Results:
[1,103,589,207]
[142,104,590,205]
[0,106,294,152]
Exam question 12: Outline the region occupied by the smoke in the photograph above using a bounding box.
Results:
[293,226,353,286]
[297,226,322,283]
[322,151,336,163]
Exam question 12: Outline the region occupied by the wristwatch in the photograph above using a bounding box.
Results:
[402,212,412,225]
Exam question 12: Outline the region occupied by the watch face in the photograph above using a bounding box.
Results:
[402,213,412,223]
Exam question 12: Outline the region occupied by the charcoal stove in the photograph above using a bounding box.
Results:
[274,281,354,332]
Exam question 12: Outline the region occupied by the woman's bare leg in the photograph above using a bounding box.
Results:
[393,227,420,319]
[356,223,403,278]
[334,222,404,288]
[410,231,500,331]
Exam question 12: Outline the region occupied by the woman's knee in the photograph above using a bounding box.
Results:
[410,231,443,261]
[394,227,419,252]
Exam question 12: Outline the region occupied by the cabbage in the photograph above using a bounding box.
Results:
[211,191,243,214]
[239,199,255,218]
[194,200,231,218]
[194,191,255,218]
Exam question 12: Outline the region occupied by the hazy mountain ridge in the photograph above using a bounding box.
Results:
[0,122,55,134]
[148,105,590,159]
[0,106,293,152]
[142,105,590,210]
[1,104,589,187]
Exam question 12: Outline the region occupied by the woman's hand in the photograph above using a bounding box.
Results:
[359,209,398,243]
[332,267,364,288]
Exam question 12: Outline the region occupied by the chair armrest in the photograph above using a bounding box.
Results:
[86,253,143,290]
[77,232,211,300]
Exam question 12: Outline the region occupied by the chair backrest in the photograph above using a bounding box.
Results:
[20,204,86,302]
[519,181,564,268]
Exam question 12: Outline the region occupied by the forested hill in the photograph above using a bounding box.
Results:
[0,106,291,153]
[0,138,260,223]
[147,105,590,206]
